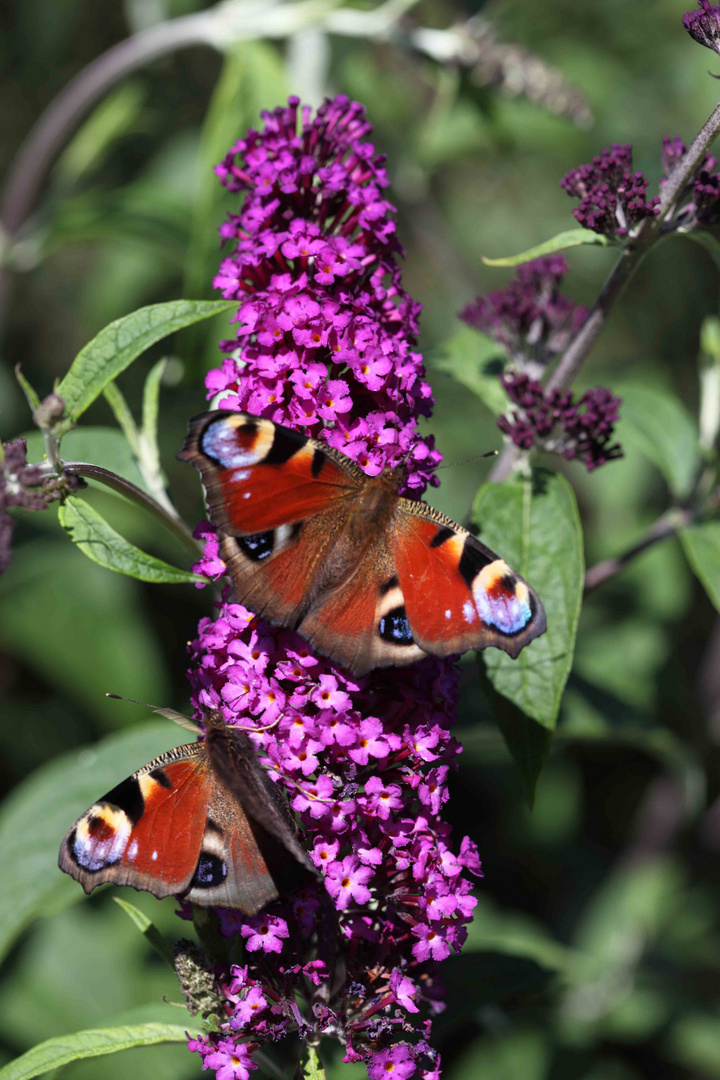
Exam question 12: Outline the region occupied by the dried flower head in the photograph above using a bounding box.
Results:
[498,373,623,471]
[683,1,720,54]
[460,256,586,371]
[561,144,659,239]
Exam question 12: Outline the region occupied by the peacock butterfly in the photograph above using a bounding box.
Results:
[179,411,546,676]
[59,711,312,914]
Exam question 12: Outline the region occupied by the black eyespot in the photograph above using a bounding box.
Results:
[500,572,518,592]
[191,852,227,888]
[378,607,415,646]
[458,539,494,589]
[238,530,275,561]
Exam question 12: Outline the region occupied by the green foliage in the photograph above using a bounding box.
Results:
[617,382,700,500]
[482,228,614,266]
[431,326,508,416]
[58,495,205,584]
[0,723,185,962]
[0,1023,196,1080]
[473,470,584,800]
[3,4,720,1079]
[55,299,235,424]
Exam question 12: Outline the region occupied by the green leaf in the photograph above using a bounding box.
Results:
[140,358,168,489]
[618,382,700,499]
[58,495,206,584]
[679,518,720,610]
[14,366,41,412]
[699,315,720,451]
[482,229,613,267]
[0,1023,193,1080]
[472,469,584,799]
[431,325,508,416]
[0,721,186,962]
[103,382,141,456]
[687,227,720,275]
[113,898,174,968]
[56,82,146,185]
[56,299,235,422]
[665,1013,720,1079]
[301,1046,326,1080]
[0,540,169,724]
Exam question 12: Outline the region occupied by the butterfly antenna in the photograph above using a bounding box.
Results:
[437,449,498,470]
[105,693,201,734]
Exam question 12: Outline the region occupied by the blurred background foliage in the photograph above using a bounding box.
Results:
[2,0,720,1077]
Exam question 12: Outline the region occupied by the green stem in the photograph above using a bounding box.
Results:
[59,460,200,561]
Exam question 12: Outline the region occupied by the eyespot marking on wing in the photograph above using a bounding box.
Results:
[311,448,326,478]
[190,851,227,888]
[379,574,399,596]
[378,607,415,646]
[200,416,273,469]
[69,805,133,872]
[263,425,309,466]
[472,558,532,635]
[238,530,275,561]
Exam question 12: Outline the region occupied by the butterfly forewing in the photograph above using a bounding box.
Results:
[59,715,312,915]
[59,743,209,899]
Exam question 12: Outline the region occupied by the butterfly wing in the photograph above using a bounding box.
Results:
[59,723,311,915]
[295,548,428,675]
[180,410,364,629]
[59,743,210,899]
[393,503,546,659]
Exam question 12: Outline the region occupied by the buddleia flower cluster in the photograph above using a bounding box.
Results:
[186,96,481,1080]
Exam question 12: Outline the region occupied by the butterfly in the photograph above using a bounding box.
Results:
[59,711,312,914]
[179,411,546,677]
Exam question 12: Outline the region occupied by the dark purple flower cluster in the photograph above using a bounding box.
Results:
[662,136,720,226]
[0,436,76,574]
[683,0,720,53]
[209,94,439,493]
[187,98,479,1080]
[459,256,586,370]
[561,144,659,239]
[498,373,623,470]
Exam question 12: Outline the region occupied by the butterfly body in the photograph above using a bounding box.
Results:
[59,713,311,914]
[180,411,546,675]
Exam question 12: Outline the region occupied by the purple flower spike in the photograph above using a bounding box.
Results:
[460,256,586,370]
[683,1,720,53]
[661,135,720,227]
[186,98,481,1080]
[208,94,440,495]
[498,373,623,470]
[561,144,659,239]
